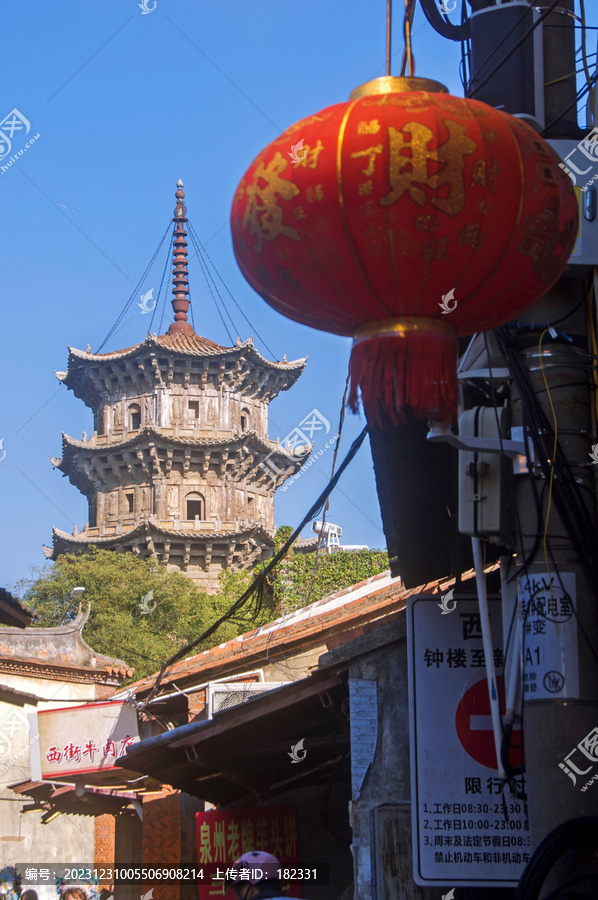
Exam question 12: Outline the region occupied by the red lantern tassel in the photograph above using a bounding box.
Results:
[348,319,459,427]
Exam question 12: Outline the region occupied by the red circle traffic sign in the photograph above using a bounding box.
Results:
[455,677,523,770]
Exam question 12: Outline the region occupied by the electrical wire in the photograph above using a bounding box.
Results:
[468,0,565,101]
[493,326,598,679]
[158,242,174,337]
[96,221,172,353]
[541,69,597,136]
[304,370,351,606]
[187,223,236,344]
[579,0,595,118]
[419,0,470,41]
[494,326,598,592]
[187,221,278,359]
[148,224,175,335]
[537,328,559,607]
[140,425,369,707]
[515,817,598,899]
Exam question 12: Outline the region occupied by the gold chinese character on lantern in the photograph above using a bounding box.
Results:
[350,144,383,177]
[458,222,484,249]
[306,184,324,203]
[242,152,301,254]
[357,119,381,135]
[470,158,499,192]
[294,140,325,169]
[380,120,477,215]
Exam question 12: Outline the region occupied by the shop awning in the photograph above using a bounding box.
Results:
[117,672,350,805]
[10,780,146,821]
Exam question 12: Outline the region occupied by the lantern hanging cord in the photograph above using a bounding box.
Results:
[400,0,416,77]
[386,0,392,76]
[139,425,369,709]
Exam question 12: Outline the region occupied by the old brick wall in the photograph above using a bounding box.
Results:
[95,814,115,891]
[142,789,182,900]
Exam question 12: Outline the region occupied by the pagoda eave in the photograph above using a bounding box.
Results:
[59,336,306,403]
[45,522,275,562]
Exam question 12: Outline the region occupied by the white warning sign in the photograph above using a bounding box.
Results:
[517,572,578,700]
[407,597,529,887]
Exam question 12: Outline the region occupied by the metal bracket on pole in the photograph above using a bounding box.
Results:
[427,422,526,459]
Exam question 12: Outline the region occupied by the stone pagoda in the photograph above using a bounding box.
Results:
[44,181,307,590]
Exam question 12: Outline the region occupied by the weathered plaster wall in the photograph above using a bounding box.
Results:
[0,673,95,867]
[321,619,514,900]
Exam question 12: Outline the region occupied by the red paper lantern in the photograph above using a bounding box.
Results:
[231,76,578,424]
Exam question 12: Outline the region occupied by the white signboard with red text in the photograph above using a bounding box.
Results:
[407,597,529,887]
[38,700,139,785]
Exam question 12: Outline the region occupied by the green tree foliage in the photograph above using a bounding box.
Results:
[17,533,388,681]
[264,527,389,613]
[17,549,271,681]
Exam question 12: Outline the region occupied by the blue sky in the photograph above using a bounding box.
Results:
[1,0,595,590]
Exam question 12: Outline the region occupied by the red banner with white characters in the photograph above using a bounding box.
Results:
[196,806,301,900]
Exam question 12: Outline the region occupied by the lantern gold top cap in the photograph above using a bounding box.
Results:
[349,76,449,100]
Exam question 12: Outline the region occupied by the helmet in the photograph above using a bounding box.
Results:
[227,851,282,885]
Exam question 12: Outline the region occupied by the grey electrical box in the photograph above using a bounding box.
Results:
[458,407,509,539]
[549,139,598,269]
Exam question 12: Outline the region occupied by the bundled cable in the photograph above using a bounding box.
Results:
[515,817,598,899]
[494,325,598,592]
[140,425,369,707]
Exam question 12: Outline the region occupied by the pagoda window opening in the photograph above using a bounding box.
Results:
[247,495,254,515]
[128,403,141,430]
[240,408,251,431]
[125,492,134,514]
[188,400,200,420]
[186,491,205,521]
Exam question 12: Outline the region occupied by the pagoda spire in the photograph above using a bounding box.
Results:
[168,179,194,334]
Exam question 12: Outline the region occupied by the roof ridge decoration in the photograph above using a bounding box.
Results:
[169,179,194,335]
[56,335,306,369]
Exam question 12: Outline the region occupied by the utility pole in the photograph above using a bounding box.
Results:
[474,0,598,864]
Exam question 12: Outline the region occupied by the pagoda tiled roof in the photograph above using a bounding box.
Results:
[51,429,309,489]
[53,427,309,460]
[56,334,306,384]
[43,520,275,561]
